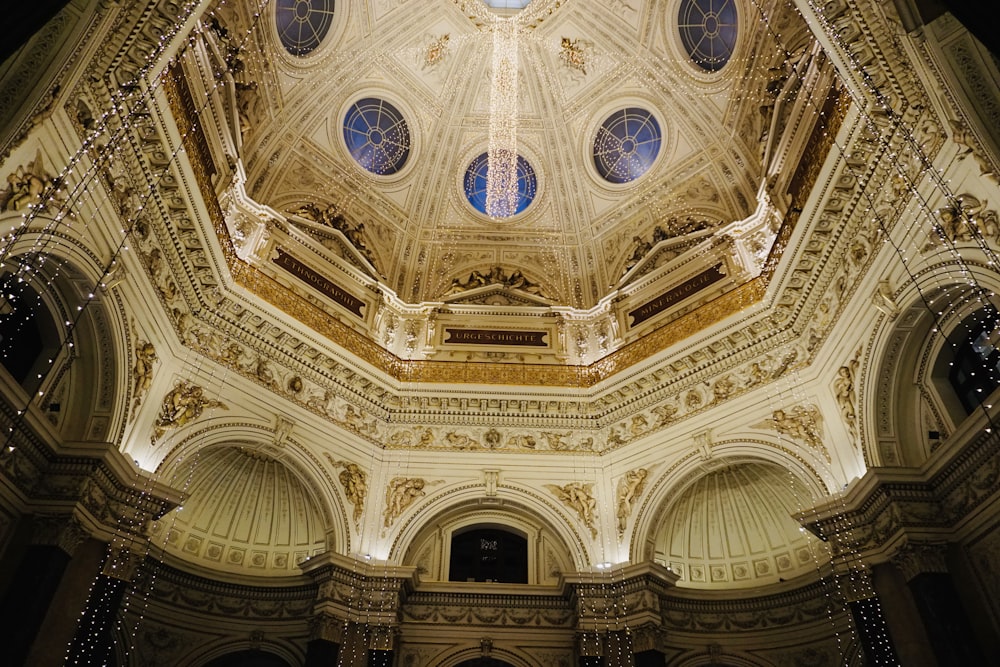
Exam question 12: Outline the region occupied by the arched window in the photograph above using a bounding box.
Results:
[947,308,1000,414]
[0,274,60,392]
[449,527,528,583]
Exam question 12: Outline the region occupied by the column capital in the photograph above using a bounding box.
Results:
[890,541,949,582]
[100,543,144,581]
[308,612,346,643]
[30,513,89,555]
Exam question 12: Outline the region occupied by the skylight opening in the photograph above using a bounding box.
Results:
[464,152,537,218]
[483,0,533,11]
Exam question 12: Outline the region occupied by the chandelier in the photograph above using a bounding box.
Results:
[486,18,520,218]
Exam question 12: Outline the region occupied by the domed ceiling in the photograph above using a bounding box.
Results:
[652,461,826,588]
[150,447,329,576]
[225,0,808,309]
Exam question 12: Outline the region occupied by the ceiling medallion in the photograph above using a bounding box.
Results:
[559,37,588,75]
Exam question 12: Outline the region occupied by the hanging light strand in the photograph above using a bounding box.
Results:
[486,17,520,219]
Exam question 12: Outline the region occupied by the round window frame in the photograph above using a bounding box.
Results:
[460,149,540,220]
[273,0,337,58]
[676,0,740,74]
[591,106,664,185]
[341,96,414,177]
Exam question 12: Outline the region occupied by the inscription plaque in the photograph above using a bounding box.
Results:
[629,264,725,327]
[273,249,365,318]
[444,328,548,347]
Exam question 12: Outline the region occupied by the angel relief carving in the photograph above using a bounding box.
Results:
[0,151,63,213]
[545,482,598,538]
[130,338,158,421]
[288,202,379,272]
[442,266,545,298]
[762,404,829,462]
[383,477,441,528]
[152,381,228,440]
[834,351,861,447]
[327,456,368,526]
[615,468,648,540]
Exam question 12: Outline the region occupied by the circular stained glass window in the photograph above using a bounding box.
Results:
[464,152,537,218]
[678,0,738,72]
[276,0,335,57]
[343,98,411,175]
[593,108,662,184]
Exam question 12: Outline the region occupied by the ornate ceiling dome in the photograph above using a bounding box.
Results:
[653,461,826,589]
[226,0,800,308]
[150,447,328,576]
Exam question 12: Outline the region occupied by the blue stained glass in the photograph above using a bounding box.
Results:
[593,108,662,184]
[343,98,411,175]
[276,0,335,57]
[464,152,537,218]
[678,0,738,72]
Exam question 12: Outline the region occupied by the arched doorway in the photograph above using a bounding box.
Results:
[455,659,518,667]
[203,649,292,667]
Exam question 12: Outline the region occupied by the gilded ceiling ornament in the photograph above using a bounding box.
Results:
[152,381,228,440]
[545,482,597,538]
[423,34,450,69]
[130,337,158,422]
[615,468,648,540]
[443,266,545,298]
[559,37,587,75]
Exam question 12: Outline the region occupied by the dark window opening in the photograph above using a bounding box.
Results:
[449,527,527,584]
[0,275,59,390]
[949,310,1000,414]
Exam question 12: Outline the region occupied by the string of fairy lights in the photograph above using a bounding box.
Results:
[487,17,521,219]
[744,0,1000,661]
[24,0,281,659]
